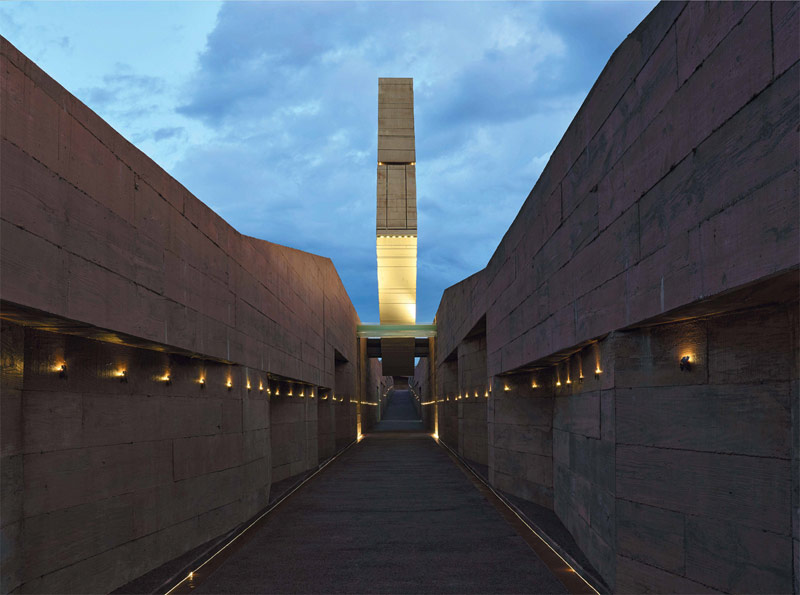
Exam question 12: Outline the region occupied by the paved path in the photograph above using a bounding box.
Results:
[192,420,568,593]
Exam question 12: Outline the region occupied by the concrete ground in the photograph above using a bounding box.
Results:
[190,390,568,594]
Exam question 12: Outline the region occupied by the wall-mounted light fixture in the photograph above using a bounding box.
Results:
[503,384,510,391]
[116,370,128,383]
[594,366,602,379]
[247,380,252,391]
[531,380,538,389]
[199,377,205,389]
[162,373,171,386]
[226,379,232,391]
[259,381,264,392]
[58,364,67,379]
[680,355,691,371]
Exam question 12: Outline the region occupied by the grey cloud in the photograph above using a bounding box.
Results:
[172,1,657,321]
[153,126,185,142]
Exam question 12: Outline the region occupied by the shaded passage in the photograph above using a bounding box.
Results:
[374,388,424,432]
[194,434,568,594]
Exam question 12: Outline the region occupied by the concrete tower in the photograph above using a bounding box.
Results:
[376,78,417,375]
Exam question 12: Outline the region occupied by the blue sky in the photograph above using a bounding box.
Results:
[1,1,656,323]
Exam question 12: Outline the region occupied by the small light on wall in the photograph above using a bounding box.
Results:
[116,369,128,383]
[595,366,602,379]
[531,381,538,389]
[556,380,561,387]
[199,377,205,388]
[162,373,171,386]
[484,389,489,397]
[226,379,232,391]
[503,384,510,391]
[566,376,572,385]
[58,364,67,379]
[680,355,691,371]
[578,374,584,383]
[259,381,264,392]
[247,380,252,391]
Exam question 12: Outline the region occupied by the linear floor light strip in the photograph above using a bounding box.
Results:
[164,437,362,595]
[433,435,602,595]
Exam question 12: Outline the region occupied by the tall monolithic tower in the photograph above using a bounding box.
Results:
[376,78,417,375]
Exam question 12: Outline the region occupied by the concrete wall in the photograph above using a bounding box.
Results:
[1,322,272,594]
[458,333,488,467]
[0,35,387,594]
[419,2,799,592]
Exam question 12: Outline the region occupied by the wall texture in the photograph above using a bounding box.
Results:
[0,35,385,594]
[419,2,799,592]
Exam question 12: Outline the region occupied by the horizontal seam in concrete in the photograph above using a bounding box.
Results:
[22,498,246,585]
[616,552,737,593]
[614,441,791,461]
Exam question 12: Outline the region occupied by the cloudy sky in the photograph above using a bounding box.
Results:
[1,1,656,323]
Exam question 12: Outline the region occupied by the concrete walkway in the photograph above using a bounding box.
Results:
[192,427,568,593]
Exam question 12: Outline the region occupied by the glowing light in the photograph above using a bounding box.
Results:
[504,385,510,391]
[566,378,572,385]
[57,363,67,379]
[259,381,263,391]
[432,433,439,440]
[532,381,538,389]
[116,369,128,383]
[226,379,232,390]
[595,366,602,378]
[357,434,364,442]
[161,373,171,385]
[188,572,194,580]
[556,380,561,387]
[247,380,252,391]
[199,377,205,386]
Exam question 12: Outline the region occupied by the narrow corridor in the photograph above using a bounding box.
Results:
[178,391,570,594]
